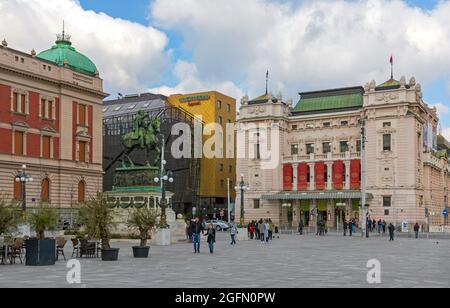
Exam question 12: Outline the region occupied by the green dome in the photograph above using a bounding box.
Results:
[37,37,98,76]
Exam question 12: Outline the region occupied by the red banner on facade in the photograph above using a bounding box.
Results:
[298,163,308,191]
[350,160,361,190]
[283,164,293,191]
[333,160,344,190]
[315,162,325,190]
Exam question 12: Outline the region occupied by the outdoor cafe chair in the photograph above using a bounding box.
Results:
[56,237,67,261]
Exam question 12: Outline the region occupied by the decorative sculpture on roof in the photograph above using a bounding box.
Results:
[241,95,249,106]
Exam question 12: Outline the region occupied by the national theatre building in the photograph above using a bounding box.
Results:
[236,76,450,230]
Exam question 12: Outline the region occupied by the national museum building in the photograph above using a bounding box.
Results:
[236,77,450,229]
[0,33,106,214]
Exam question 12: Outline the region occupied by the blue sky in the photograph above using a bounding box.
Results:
[74,0,450,132]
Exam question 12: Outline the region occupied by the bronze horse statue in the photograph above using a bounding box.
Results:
[122,110,161,166]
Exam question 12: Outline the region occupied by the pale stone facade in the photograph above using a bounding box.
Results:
[0,39,106,215]
[236,78,450,230]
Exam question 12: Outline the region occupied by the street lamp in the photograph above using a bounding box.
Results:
[234,173,248,226]
[154,159,174,228]
[15,164,33,212]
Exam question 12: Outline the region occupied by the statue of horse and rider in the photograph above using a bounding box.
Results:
[122,110,161,167]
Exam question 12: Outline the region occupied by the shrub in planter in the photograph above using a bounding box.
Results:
[0,195,20,236]
[79,193,119,261]
[26,207,58,266]
[127,207,158,258]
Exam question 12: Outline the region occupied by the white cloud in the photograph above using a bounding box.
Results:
[151,0,450,100]
[149,60,244,100]
[0,0,169,97]
[432,102,450,117]
[442,128,450,141]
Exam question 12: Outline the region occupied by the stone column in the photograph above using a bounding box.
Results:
[310,199,317,234]
[292,164,298,191]
[292,200,299,227]
[308,163,315,191]
[327,162,333,190]
[327,200,335,229]
[344,161,351,190]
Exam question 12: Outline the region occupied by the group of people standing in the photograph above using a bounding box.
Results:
[185,218,240,254]
[247,219,279,244]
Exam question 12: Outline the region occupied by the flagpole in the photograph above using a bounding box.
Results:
[390,56,394,80]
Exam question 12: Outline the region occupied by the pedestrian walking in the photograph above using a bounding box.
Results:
[259,219,265,243]
[298,220,304,235]
[343,220,348,236]
[249,222,255,240]
[255,221,260,240]
[388,223,395,241]
[414,222,420,239]
[206,223,216,254]
[382,220,387,234]
[264,220,270,243]
[192,217,204,253]
[349,220,353,237]
[268,219,274,241]
[230,222,238,245]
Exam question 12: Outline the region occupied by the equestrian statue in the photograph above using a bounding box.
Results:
[122,110,161,166]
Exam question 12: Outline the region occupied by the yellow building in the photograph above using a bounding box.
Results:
[168,91,236,218]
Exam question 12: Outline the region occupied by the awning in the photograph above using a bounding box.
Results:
[262,191,372,201]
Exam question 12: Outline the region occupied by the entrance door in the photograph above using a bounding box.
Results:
[300,211,310,226]
[317,211,328,223]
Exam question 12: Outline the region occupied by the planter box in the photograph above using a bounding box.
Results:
[25,239,56,266]
[237,228,249,241]
[132,246,150,258]
[156,228,171,246]
[101,248,120,261]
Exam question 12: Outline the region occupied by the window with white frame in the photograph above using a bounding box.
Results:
[39,97,56,120]
[11,89,29,114]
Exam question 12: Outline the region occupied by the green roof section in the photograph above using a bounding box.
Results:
[294,87,364,113]
[37,37,98,76]
[377,78,400,88]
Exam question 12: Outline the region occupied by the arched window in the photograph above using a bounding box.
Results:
[14,178,23,200]
[41,178,50,203]
[78,181,86,203]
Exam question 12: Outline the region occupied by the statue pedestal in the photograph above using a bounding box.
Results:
[237,228,249,241]
[155,228,171,246]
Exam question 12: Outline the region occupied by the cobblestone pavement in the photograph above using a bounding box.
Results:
[0,233,449,288]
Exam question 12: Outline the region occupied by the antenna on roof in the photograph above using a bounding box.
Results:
[57,20,71,42]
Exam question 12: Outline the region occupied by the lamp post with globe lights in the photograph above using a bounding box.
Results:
[15,164,33,212]
[154,136,174,229]
[235,174,248,226]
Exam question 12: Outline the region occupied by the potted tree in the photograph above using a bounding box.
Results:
[79,193,119,261]
[127,207,158,258]
[0,195,19,237]
[26,207,58,266]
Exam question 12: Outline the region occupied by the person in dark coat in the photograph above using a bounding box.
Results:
[206,223,216,254]
[414,223,420,239]
[388,223,395,241]
[192,217,204,253]
[348,220,353,236]
[298,220,304,235]
[343,220,348,236]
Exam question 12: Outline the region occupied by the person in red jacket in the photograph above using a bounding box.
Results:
[248,222,255,239]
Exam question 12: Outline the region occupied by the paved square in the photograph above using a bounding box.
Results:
[1,233,449,288]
